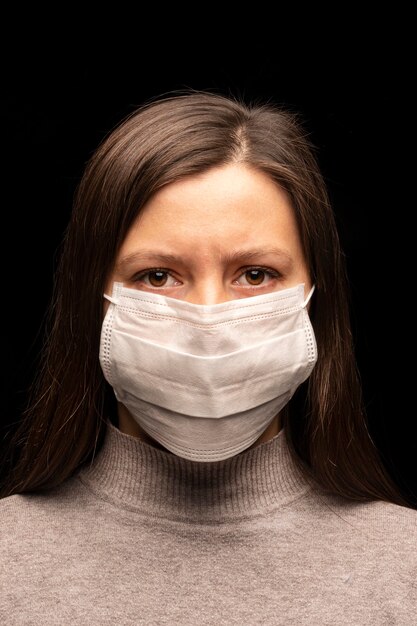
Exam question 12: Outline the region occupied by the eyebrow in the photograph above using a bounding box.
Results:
[116,248,294,271]
[117,252,184,271]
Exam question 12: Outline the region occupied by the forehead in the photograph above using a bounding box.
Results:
[120,163,302,253]
[144,163,290,214]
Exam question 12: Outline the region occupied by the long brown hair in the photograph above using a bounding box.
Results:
[1,90,409,505]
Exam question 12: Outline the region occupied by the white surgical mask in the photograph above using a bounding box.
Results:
[100,282,317,462]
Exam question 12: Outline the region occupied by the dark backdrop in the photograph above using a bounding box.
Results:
[2,28,415,504]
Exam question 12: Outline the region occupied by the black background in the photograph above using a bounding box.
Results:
[2,20,415,503]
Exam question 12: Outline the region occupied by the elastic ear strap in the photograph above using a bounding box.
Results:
[104,293,118,304]
[304,285,315,307]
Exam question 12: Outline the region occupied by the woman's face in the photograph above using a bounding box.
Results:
[106,162,311,444]
[107,163,310,302]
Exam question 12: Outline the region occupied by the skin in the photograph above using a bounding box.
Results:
[106,163,311,452]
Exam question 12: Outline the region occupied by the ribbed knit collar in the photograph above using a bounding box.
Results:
[78,421,311,522]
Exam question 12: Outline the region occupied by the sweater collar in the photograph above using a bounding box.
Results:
[78,421,311,521]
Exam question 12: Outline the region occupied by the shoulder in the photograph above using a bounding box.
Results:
[312,491,417,556]
[327,495,417,530]
[296,490,417,608]
[0,476,90,532]
[0,475,102,577]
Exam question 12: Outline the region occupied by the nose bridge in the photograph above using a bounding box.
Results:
[185,275,231,305]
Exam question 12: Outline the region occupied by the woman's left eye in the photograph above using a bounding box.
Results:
[234,267,280,287]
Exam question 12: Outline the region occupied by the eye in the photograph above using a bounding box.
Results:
[243,269,266,285]
[234,266,281,287]
[133,269,181,289]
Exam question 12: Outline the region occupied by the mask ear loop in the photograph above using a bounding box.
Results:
[303,285,315,307]
[103,281,124,305]
[104,293,118,304]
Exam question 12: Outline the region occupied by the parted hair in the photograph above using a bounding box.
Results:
[1,90,406,505]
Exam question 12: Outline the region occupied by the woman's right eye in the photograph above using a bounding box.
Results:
[133,269,181,289]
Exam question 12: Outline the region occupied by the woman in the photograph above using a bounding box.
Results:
[1,91,415,624]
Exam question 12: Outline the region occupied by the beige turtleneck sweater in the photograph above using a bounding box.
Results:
[0,422,416,625]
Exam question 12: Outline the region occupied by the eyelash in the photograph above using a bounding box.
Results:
[132,266,282,286]
[236,266,281,283]
[133,268,180,285]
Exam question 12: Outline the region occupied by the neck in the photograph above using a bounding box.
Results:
[79,421,311,523]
